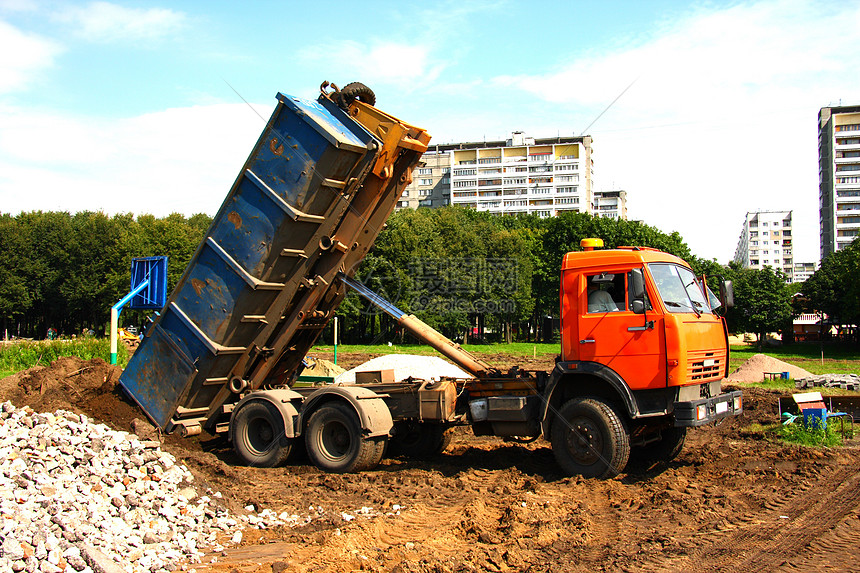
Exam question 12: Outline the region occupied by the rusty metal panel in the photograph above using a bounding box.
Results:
[118,323,197,428]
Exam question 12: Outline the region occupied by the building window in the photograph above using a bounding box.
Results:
[453,168,476,176]
[419,178,433,186]
[557,186,578,193]
[418,168,433,175]
[453,180,476,188]
[477,157,501,164]
[419,189,431,196]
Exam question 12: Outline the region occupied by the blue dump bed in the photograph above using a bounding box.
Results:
[119,90,430,433]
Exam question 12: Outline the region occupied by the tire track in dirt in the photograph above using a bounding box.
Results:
[652,464,860,572]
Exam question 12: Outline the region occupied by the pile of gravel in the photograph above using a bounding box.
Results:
[0,401,247,572]
[334,354,473,385]
[0,400,404,572]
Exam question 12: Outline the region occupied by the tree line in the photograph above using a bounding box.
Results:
[0,211,210,339]
[0,207,856,345]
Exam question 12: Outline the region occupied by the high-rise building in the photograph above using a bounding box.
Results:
[593,189,628,220]
[399,132,594,217]
[734,210,794,281]
[818,105,860,259]
[792,262,817,283]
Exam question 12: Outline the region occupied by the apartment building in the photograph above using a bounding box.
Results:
[398,151,450,209]
[792,262,817,283]
[818,105,860,258]
[733,210,795,281]
[399,132,594,217]
[592,189,627,220]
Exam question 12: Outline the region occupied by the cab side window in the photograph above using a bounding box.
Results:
[586,273,625,313]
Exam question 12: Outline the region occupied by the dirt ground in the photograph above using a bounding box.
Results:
[2,354,860,572]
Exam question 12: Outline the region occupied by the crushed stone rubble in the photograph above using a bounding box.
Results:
[0,402,395,572]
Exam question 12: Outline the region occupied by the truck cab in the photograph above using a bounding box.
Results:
[543,239,742,477]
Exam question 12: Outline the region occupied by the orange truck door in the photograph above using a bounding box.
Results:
[577,270,667,390]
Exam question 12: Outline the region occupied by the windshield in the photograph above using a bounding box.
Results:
[647,263,712,315]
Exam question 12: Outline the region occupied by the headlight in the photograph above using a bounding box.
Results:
[733,394,742,412]
[697,404,708,421]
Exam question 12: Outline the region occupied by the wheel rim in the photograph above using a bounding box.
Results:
[565,415,604,465]
[245,416,275,455]
[318,419,353,462]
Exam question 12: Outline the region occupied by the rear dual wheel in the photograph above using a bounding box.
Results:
[232,400,293,468]
[305,402,386,473]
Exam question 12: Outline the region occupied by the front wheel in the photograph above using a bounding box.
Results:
[231,400,292,467]
[305,402,385,473]
[551,398,630,478]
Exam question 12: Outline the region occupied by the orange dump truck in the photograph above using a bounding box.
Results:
[120,83,740,479]
[537,238,742,476]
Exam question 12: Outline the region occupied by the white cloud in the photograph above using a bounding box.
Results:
[491,0,860,263]
[54,1,185,43]
[0,0,39,12]
[0,19,62,94]
[298,40,445,89]
[0,102,271,216]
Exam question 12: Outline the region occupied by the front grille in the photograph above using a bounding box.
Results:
[687,350,725,382]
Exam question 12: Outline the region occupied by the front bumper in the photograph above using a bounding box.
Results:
[673,390,743,427]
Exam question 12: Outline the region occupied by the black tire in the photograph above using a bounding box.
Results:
[231,400,292,467]
[551,398,630,479]
[388,422,452,459]
[630,426,686,465]
[339,82,376,107]
[305,402,382,473]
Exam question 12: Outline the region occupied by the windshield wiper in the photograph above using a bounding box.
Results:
[665,300,701,317]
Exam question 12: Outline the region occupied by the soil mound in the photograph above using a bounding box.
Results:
[727,353,813,382]
[301,357,345,378]
[0,356,143,432]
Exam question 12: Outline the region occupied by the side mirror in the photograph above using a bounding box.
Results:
[630,268,646,300]
[632,300,645,315]
[720,280,734,309]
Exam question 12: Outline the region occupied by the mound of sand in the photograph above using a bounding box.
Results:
[727,353,813,383]
[0,356,145,432]
[334,354,473,385]
[302,357,345,378]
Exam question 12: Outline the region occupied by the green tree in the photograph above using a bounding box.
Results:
[727,266,792,348]
[803,238,860,340]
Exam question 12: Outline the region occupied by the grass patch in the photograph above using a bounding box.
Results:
[0,339,128,374]
[776,421,846,447]
[729,342,860,376]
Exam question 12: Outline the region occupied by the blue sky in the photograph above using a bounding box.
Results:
[1,0,858,264]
